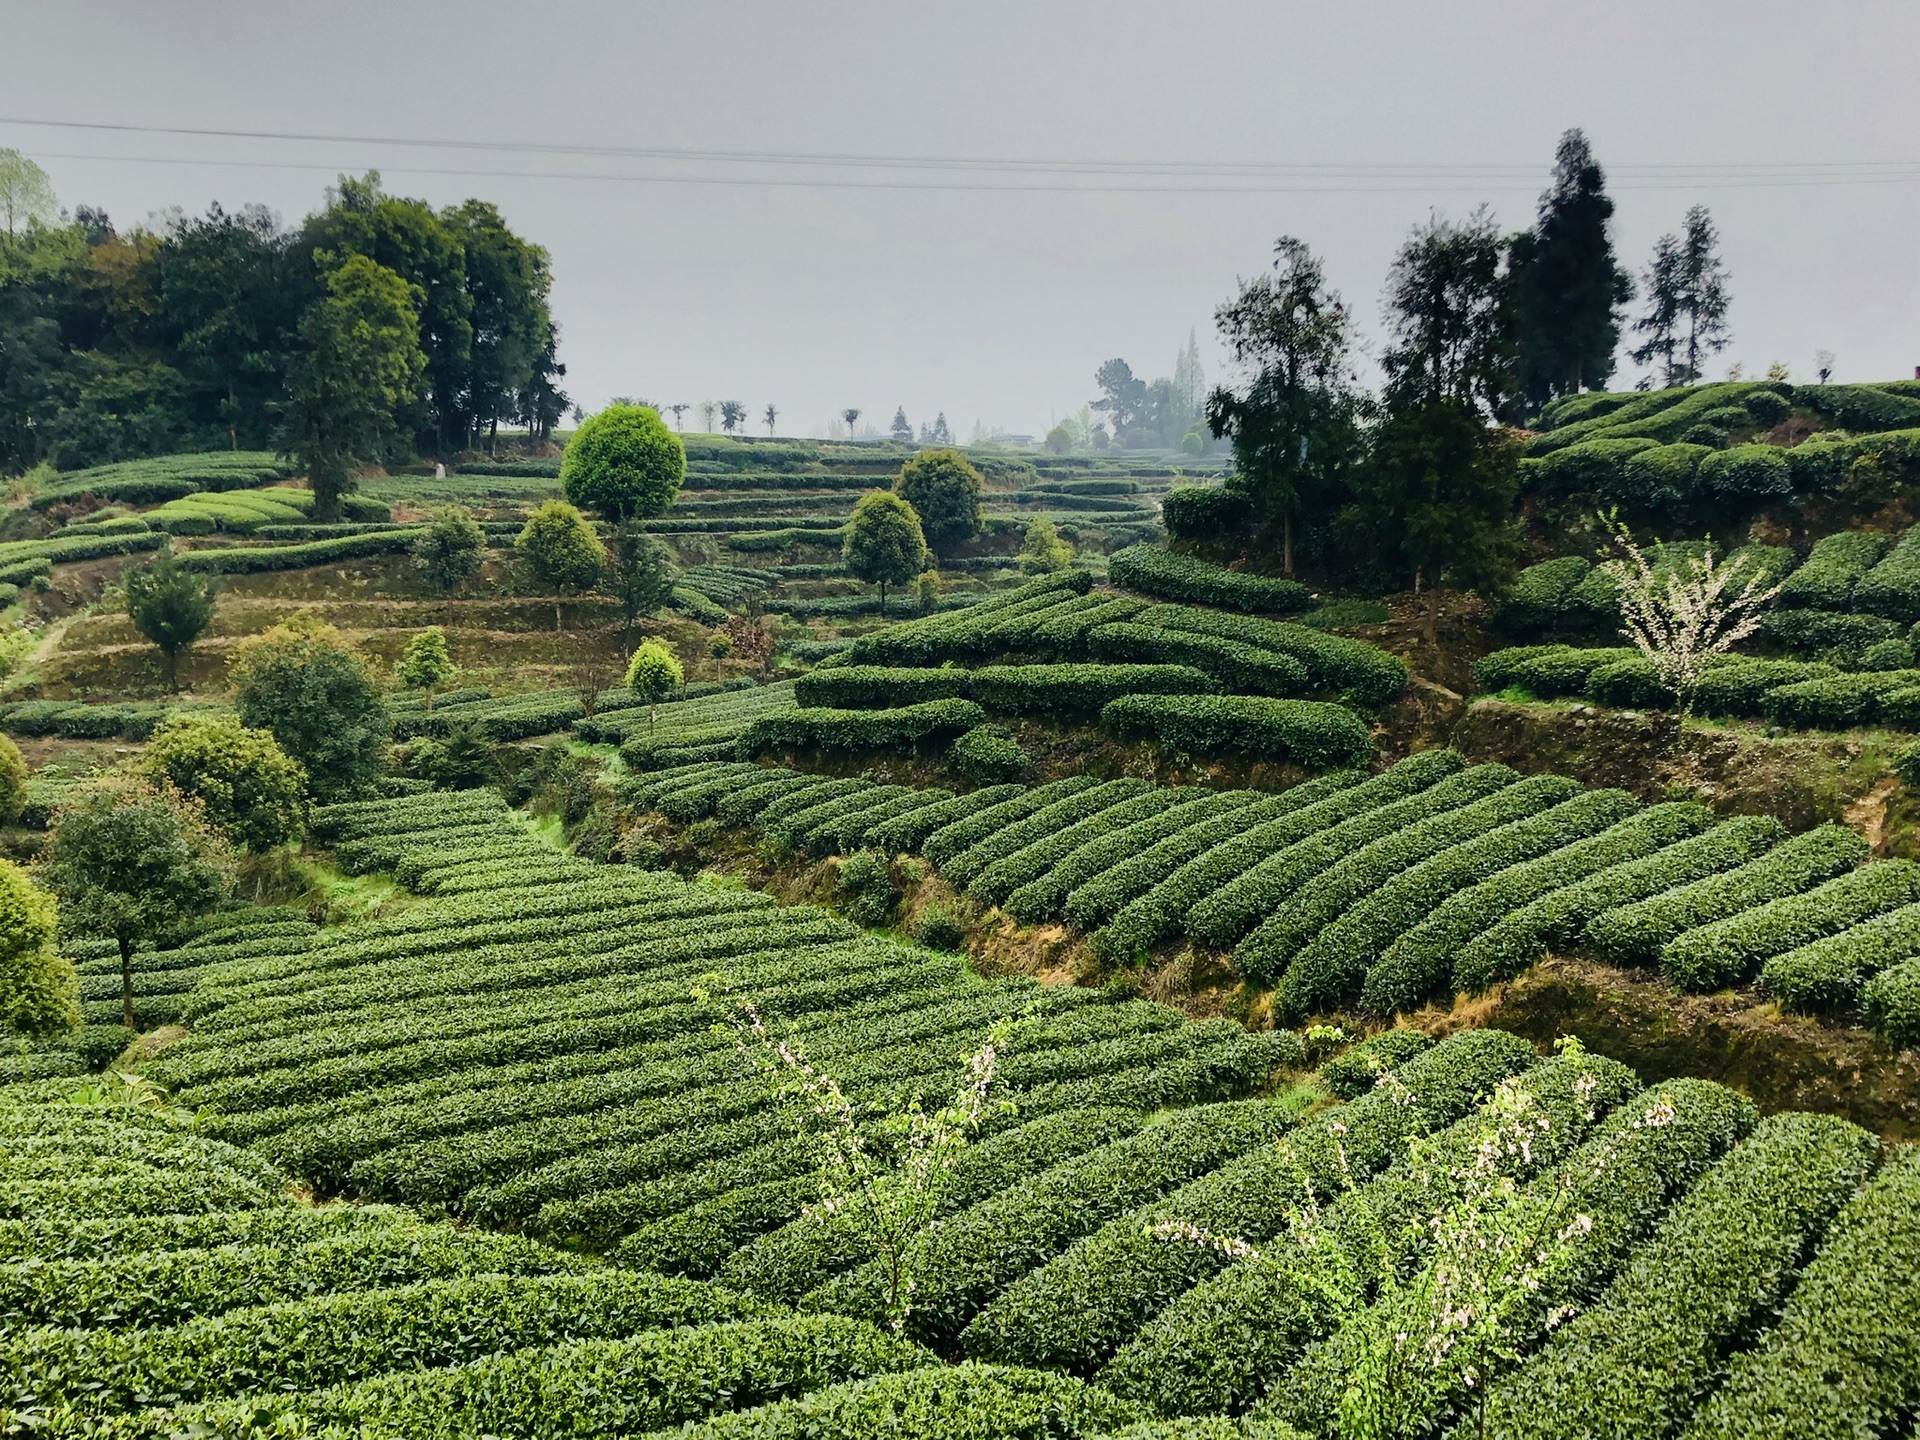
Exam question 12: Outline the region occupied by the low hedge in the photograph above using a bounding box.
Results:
[1852,523,1920,622]
[922,779,1098,869]
[1093,757,1456,959]
[1495,556,1594,633]
[843,572,1091,666]
[1697,443,1792,499]
[1026,596,1149,658]
[1088,623,1309,696]
[864,785,1025,853]
[738,700,985,757]
[793,667,972,709]
[1100,694,1372,770]
[1759,608,1902,661]
[1775,529,1889,610]
[1476,1111,1881,1440]
[1861,956,1920,1047]
[1473,645,1636,698]
[970,787,1196,907]
[1661,859,1920,992]
[1107,545,1311,614]
[1761,668,1920,729]
[1318,1027,1433,1100]
[1376,802,1711,1001]
[176,529,427,574]
[1246,774,1583,997]
[1160,485,1251,542]
[1677,1145,1920,1440]
[943,780,1154,890]
[1134,605,1407,706]
[1759,900,1920,1013]
[1584,823,1868,969]
[1691,657,1838,716]
[969,664,1218,716]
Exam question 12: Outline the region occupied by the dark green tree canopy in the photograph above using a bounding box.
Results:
[413,503,486,595]
[843,490,929,613]
[1632,205,1732,388]
[41,775,232,1029]
[1380,207,1516,420]
[229,618,391,802]
[607,528,678,635]
[1509,129,1633,415]
[0,855,76,1042]
[125,541,218,691]
[894,449,982,554]
[561,404,685,523]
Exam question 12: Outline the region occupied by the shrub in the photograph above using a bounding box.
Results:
[795,667,971,710]
[922,779,1098,870]
[1774,530,1889,610]
[943,780,1153,891]
[1852,523,1920,622]
[141,713,308,851]
[1677,1146,1920,1439]
[0,733,24,826]
[895,449,984,554]
[1474,1111,1879,1440]
[1861,957,1920,1046]
[865,786,1025,853]
[1318,1027,1433,1099]
[561,404,685,522]
[739,700,985,757]
[1133,606,1407,706]
[1759,900,1920,1012]
[1661,859,1920,991]
[1583,653,1669,708]
[1088,623,1308,696]
[1160,485,1250,541]
[0,857,78,1040]
[175,528,427,575]
[1859,638,1917,671]
[1473,645,1636,698]
[947,726,1028,786]
[1583,823,1868,969]
[836,850,896,926]
[1691,657,1837,716]
[1107,545,1311,614]
[229,619,391,802]
[971,787,1201,909]
[1530,438,1659,502]
[1494,557,1591,632]
[1100,694,1372,770]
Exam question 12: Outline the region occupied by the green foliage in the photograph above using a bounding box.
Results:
[835,850,896,926]
[625,640,684,703]
[1108,545,1310,614]
[395,626,458,701]
[1759,902,1920,1013]
[0,733,25,826]
[1495,556,1592,632]
[1018,516,1075,574]
[170,527,428,576]
[1852,523,1920,622]
[844,572,1091,667]
[1089,623,1308,697]
[740,700,986,758]
[895,448,984,553]
[1160,485,1251,543]
[561,404,685,522]
[412,504,486,595]
[1678,1145,1920,1439]
[141,712,308,851]
[1762,668,1920,729]
[0,857,77,1039]
[1861,956,1920,1047]
[796,667,971,710]
[229,618,391,802]
[285,253,428,520]
[841,491,928,612]
[1137,606,1407,706]
[1100,694,1373,770]
[1777,530,1889,610]
[970,664,1217,716]
[1696,442,1792,500]
[1317,1027,1433,1100]
[40,775,232,1030]
[1584,824,1867,970]
[948,725,1028,786]
[516,498,605,596]
[124,541,218,691]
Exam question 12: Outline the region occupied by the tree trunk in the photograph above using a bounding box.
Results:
[1424,575,1443,644]
[119,934,135,1032]
[555,587,564,634]
[1282,512,1294,577]
[878,580,887,617]
[164,649,178,694]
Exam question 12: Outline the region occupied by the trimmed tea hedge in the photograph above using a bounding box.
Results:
[1851,523,1920,622]
[1775,530,1889,610]
[738,700,985,756]
[1760,901,1920,1013]
[1135,605,1407,706]
[968,664,1218,716]
[1100,694,1373,770]
[1107,545,1311,614]
[1088,623,1309,697]
[1660,859,1920,991]
[1584,824,1867,970]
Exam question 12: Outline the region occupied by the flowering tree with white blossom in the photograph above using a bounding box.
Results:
[1601,513,1781,717]
[1148,1038,1677,1440]
[730,999,1014,1330]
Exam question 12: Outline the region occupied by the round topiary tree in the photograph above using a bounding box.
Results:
[0,858,77,1041]
[229,617,391,803]
[396,626,458,708]
[0,734,26,827]
[141,712,308,852]
[562,404,686,524]
[625,639,684,725]
[842,490,928,615]
[895,448,984,555]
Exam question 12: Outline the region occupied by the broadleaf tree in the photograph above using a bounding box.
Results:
[124,541,217,692]
[395,625,458,708]
[894,449,982,556]
[843,490,928,615]
[515,498,605,632]
[229,618,391,802]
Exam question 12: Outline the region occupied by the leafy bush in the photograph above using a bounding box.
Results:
[1775,530,1889,609]
[844,572,1091,666]
[907,901,967,952]
[1660,859,1920,991]
[1494,557,1592,633]
[1762,668,1920,729]
[1100,694,1372,770]
[1861,956,1920,1046]
[969,664,1218,716]
[1583,653,1670,707]
[1088,623,1308,696]
[1107,545,1311,614]
[1691,657,1838,716]
[739,700,985,757]
[923,779,1098,870]
[1473,645,1636,698]
[1530,438,1659,502]
[971,787,1202,909]
[1474,1111,1879,1440]
[947,725,1028,786]
[1318,1027,1433,1100]
[1583,824,1867,969]
[865,786,1024,853]
[1859,638,1917,671]
[943,780,1153,891]
[1677,1146,1920,1439]
[1160,485,1250,541]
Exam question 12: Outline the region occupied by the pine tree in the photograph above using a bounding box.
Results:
[1509,129,1633,414]
[890,406,913,442]
[1631,208,1731,388]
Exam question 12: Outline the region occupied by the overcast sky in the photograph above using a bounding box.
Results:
[5,1,1917,437]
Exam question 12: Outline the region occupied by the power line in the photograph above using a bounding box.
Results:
[3,115,1917,191]
[19,149,1920,197]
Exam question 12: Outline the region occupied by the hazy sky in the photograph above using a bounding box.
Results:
[5,1,1917,437]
